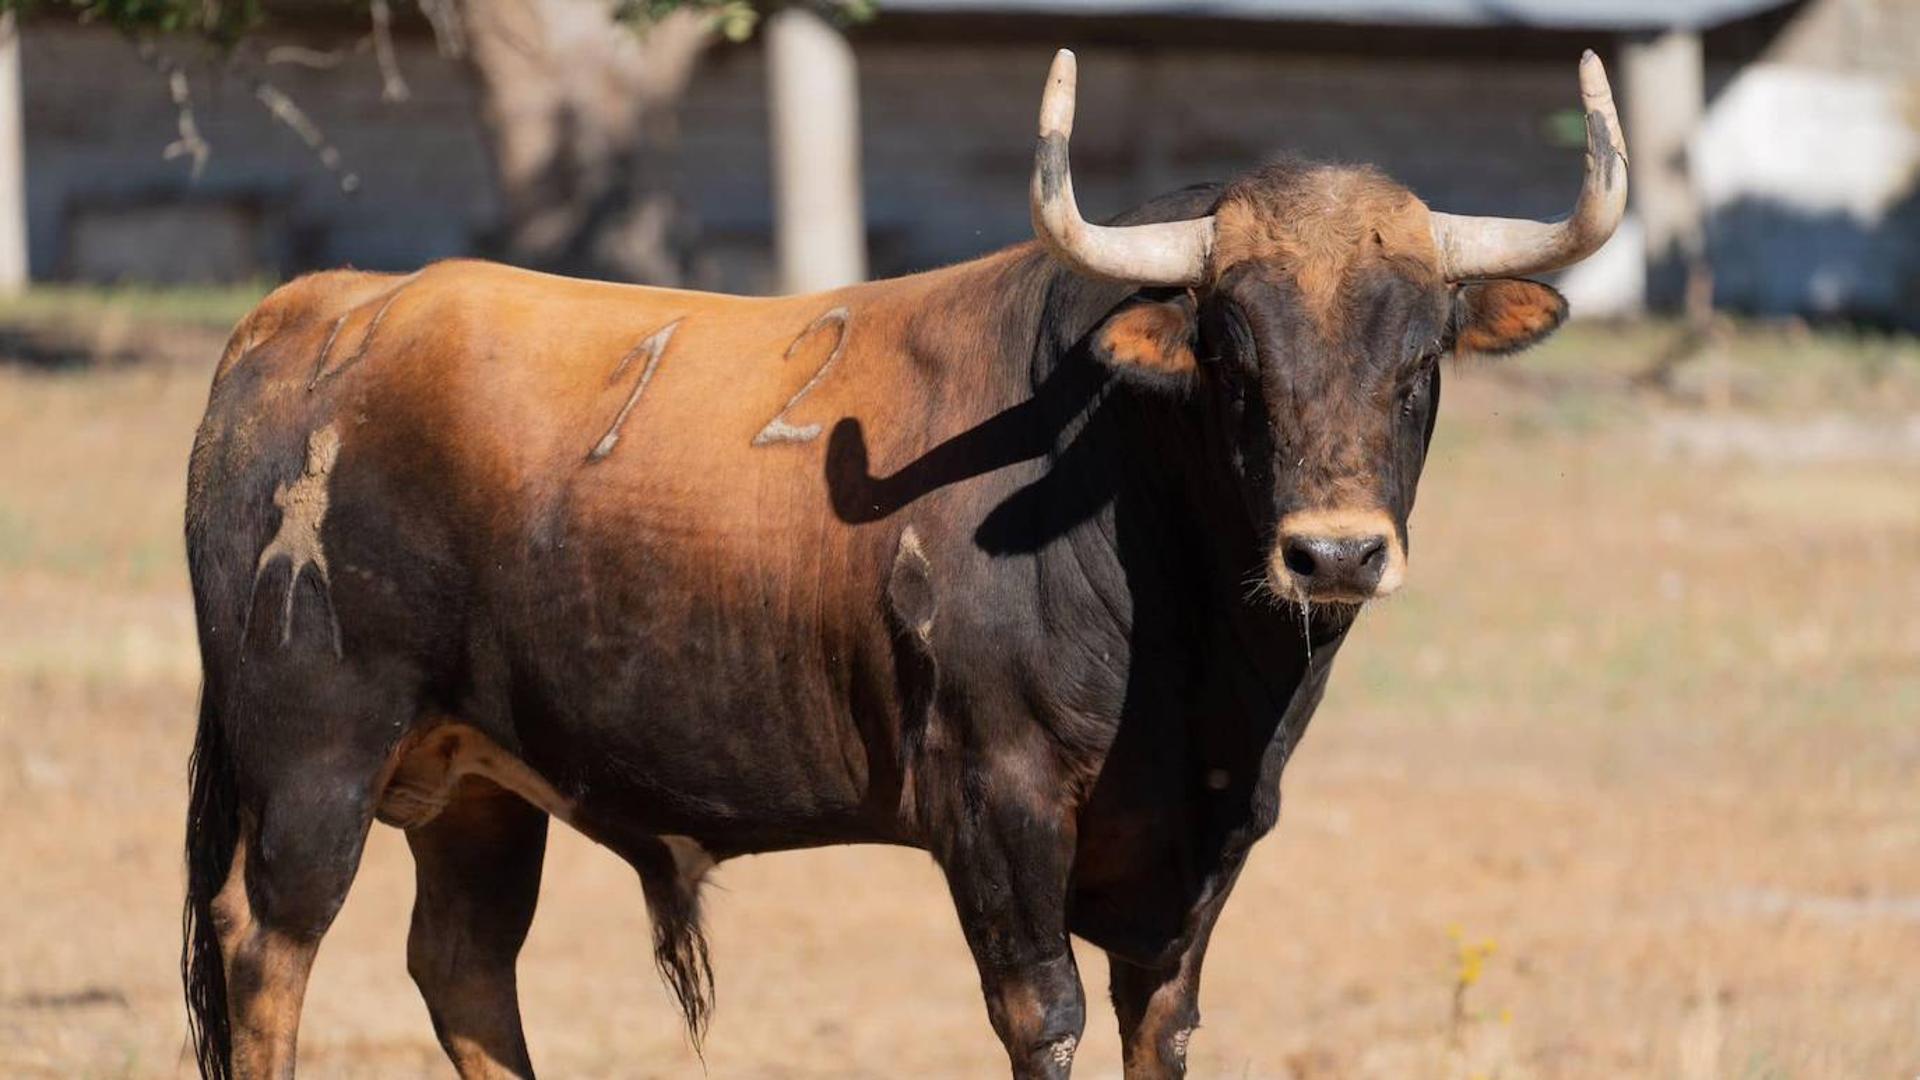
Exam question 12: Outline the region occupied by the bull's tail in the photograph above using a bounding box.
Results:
[636,844,715,1052]
[182,689,238,1080]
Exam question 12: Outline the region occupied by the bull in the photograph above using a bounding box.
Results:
[181,48,1626,1079]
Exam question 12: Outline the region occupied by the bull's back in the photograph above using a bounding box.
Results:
[193,259,889,586]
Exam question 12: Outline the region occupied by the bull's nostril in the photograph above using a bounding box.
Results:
[1282,541,1318,579]
[1358,537,1387,570]
[1281,533,1392,594]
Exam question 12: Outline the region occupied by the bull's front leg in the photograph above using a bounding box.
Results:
[933,757,1086,1079]
[1106,866,1243,1079]
[1108,952,1203,1079]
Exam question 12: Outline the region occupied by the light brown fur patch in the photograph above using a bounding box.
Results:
[1209,165,1439,333]
[379,722,576,830]
[1456,279,1567,355]
[1096,302,1197,375]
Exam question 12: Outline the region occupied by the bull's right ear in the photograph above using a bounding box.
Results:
[1090,296,1197,388]
[1451,279,1568,356]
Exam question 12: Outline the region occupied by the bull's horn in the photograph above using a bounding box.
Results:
[1429,50,1629,280]
[1031,49,1213,285]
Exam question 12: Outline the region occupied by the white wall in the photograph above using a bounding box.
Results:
[1692,62,1920,322]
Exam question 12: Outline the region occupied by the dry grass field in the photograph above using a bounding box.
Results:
[0,298,1916,1078]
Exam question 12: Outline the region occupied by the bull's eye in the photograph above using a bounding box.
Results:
[1399,366,1433,416]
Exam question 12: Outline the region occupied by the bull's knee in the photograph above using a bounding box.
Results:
[1124,1011,1199,1079]
[981,952,1086,1078]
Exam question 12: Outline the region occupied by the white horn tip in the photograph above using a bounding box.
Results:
[1578,50,1613,105]
[1040,49,1078,137]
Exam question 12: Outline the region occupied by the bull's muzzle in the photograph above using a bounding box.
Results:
[1269,508,1406,604]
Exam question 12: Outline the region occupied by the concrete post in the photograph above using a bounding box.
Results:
[1622,29,1707,314]
[0,14,28,293]
[766,8,866,293]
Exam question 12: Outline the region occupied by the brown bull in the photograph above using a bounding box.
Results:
[182,49,1625,1079]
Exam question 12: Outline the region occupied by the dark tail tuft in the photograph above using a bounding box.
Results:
[636,849,715,1052]
[182,691,238,1080]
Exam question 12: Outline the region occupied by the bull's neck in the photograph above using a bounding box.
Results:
[899,248,1350,828]
[894,245,1341,696]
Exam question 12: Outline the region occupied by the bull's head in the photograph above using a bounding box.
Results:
[1029,49,1626,606]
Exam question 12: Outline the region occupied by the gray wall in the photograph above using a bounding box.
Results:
[21,25,495,282]
[683,40,1590,289]
[18,13,1915,327]
[19,24,1589,293]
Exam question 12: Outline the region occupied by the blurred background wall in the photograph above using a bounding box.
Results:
[9,0,1919,325]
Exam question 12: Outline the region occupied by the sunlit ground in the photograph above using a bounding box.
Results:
[1,302,1915,1078]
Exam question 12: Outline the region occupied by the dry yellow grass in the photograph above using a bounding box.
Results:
[0,319,1916,1078]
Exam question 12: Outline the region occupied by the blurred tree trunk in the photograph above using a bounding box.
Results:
[454,0,711,284]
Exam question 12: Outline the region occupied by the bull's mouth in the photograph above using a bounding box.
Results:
[1266,507,1406,606]
[1264,571,1404,608]
[1267,580,1392,607]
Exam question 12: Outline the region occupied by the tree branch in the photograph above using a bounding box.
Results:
[136,41,209,179]
[369,0,410,102]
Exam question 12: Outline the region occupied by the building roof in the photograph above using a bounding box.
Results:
[877,0,1795,31]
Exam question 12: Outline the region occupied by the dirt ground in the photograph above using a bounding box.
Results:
[0,315,1915,1078]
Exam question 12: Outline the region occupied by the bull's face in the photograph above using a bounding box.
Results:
[1031,49,1623,607]
[1088,167,1569,605]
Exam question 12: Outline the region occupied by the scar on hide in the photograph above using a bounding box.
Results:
[1048,1033,1079,1068]
[752,306,850,446]
[307,273,420,390]
[887,525,937,645]
[588,318,683,462]
[251,424,343,656]
[886,524,942,831]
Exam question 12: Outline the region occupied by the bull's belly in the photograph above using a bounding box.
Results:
[472,599,912,858]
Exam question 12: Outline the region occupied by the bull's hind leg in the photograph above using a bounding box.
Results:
[405,783,548,1079]
[211,766,380,1078]
[203,569,415,1077]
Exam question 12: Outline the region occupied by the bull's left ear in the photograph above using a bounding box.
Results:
[1452,279,1568,356]
[1091,296,1198,387]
